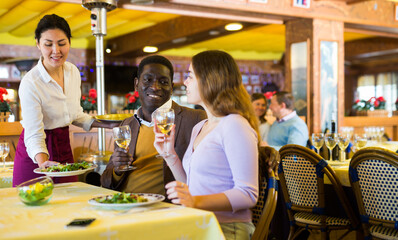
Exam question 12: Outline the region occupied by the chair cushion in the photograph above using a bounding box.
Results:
[294,212,351,226]
[370,225,398,240]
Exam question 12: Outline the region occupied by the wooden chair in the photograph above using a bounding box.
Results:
[349,147,398,240]
[278,144,359,240]
[252,146,279,240]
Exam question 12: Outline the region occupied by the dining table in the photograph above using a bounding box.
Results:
[0,182,225,240]
[0,167,13,188]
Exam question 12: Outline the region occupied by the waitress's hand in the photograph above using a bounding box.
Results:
[153,123,177,158]
[111,147,133,175]
[165,181,195,207]
[35,153,59,169]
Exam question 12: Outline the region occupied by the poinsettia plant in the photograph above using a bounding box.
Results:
[80,88,97,112]
[353,96,386,111]
[264,91,277,100]
[0,87,11,113]
[124,91,141,110]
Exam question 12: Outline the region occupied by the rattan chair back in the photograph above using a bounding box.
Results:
[252,146,279,240]
[279,144,359,240]
[349,147,398,240]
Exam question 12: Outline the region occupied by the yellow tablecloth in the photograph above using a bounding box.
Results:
[0,182,224,240]
[0,168,13,188]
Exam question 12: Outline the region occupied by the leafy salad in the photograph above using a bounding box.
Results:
[18,181,53,205]
[95,192,148,204]
[40,161,94,172]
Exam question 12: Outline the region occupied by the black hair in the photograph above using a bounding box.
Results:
[35,14,72,43]
[137,55,174,81]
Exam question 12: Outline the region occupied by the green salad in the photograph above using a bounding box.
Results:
[96,192,148,204]
[18,181,53,205]
[41,161,93,172]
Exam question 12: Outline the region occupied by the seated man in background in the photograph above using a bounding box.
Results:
[265,91,308,150]
[101,55,206,195]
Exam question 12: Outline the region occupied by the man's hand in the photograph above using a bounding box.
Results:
[111,148,133,175]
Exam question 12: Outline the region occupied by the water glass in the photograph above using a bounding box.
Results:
[325,133,337,161]
[0,142,10,171]
[312,133,324,155]
[337,133,350,161]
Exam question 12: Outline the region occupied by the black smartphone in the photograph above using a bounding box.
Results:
[65,218,96,228]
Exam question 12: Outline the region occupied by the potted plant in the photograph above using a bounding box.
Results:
[80,89,97,115]
[119,91,140,114]
[0,87,11,122]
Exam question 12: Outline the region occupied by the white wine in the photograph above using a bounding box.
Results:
[313,140,324,149]
[325,140,337,149]
[157,123,173,135]
[337,140,349,150]
[115,139,131,149]
[355,140,367,149]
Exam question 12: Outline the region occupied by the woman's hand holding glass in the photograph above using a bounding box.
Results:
[154,121,177,162]
[337,133,350,161]
[165,181,195,207]
[153,108,175,158]
[0,142,10,171]
[312,133,324,155]
[112,125,135,172]
[325,133,337,161]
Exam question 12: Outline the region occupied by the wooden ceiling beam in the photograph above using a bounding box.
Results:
[107,15,260,58]
[345,37,398,58]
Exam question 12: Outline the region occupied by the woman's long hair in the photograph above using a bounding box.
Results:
[192,50,259,139]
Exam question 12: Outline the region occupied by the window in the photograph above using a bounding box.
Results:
[357,72,398,112]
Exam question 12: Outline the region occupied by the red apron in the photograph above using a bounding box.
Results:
[13,126,78,187]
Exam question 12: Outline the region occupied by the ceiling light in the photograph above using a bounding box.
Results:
[129,0,154,4]
[105,48,111,53]
[225,23,243,31]
[143,46,158,53]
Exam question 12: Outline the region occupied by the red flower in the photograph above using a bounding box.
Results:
[355,99,360,104]
[264,91,275,100]
[125,93,131,99]
[377,96,385,102]
[374,100,380,108]
[133,91,139,97]
[89,89,97,99]
[82,96,86,100]
[0,87,8,95]
[128,95,136,103]
[91,100,96,104]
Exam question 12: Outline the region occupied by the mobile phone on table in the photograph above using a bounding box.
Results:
[65,218,96,228]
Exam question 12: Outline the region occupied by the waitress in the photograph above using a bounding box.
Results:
[13,14,118,186]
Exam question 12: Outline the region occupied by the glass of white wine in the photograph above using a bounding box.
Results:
[112,125,135,171]
[354,133,367,151]
[337,133,350,161]
[325,133,337,161]
[153,108,175,158]
[312,133,324,155]
[0,142,9,172]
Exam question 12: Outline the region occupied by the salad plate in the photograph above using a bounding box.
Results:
[88,193,165,210]
[33,162,97,177]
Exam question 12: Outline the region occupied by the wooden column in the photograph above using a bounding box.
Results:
[285,18,344,134]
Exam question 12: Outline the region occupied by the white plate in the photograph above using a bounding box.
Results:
[33,165,96,177]
[88,193,165,210]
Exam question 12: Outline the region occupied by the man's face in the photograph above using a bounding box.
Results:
[135,63,173,114]
[269,96,282,119]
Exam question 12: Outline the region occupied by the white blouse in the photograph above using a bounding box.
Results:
[19,58,94,162]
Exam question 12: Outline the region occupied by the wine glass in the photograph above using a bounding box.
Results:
[354,133,367,151]
[337,133,350,161]
[152,108,175,158]
[312,133,324,155]
[325,133,337,161]
[0,142,10,172]
[112,125,135,171]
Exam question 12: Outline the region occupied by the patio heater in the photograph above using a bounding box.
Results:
[79,0,117,178]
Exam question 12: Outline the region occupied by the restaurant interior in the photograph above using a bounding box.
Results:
[0,0,398,239]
